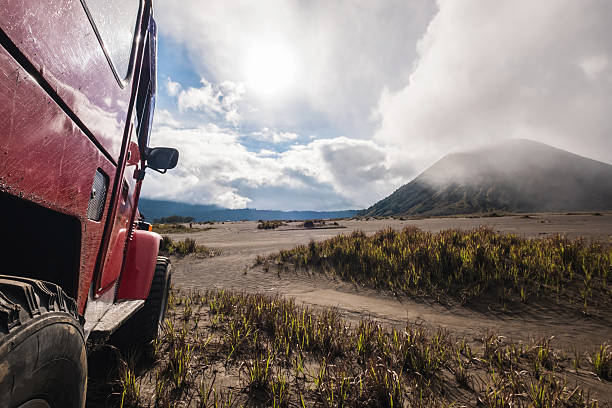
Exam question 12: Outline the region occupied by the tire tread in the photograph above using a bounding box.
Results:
[0,275,80,337]
[0,276,86,408]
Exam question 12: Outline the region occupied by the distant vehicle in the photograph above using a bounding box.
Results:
[0,1,177,407]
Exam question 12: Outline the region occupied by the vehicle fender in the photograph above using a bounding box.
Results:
[116,230,161,300]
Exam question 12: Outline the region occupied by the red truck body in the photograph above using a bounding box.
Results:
[0,2,177,405]
[0,0,163,318]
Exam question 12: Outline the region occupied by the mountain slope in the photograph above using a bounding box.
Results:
[362,139,612,217]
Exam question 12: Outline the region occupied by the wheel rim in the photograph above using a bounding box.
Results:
[17,399,51,408]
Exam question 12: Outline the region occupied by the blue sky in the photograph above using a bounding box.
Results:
[142,0,612,211]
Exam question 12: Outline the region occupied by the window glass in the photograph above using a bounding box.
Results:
[85,0,140,79]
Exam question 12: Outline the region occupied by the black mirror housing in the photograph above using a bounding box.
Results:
[146,147,179,172]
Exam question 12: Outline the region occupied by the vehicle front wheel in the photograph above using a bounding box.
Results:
[0,276,87,408]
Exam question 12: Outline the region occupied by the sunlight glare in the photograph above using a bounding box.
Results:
[245,42,298,98]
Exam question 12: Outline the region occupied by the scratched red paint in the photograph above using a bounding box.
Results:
[0,0,160,314]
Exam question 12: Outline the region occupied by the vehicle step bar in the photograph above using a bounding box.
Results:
[87,299,145,339]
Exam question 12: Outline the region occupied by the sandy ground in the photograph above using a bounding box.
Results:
[164,214,612,402]
[85,213,612,407]
[168,213,612,353]
[83,214,612,407]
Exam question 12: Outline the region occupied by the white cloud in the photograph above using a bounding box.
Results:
[579,55,609,80]
[375,0,612,172]
[143,123,398,210]
[154,0,435,137]
[257,149,278,157]
[278,137,400,207]
[144,124,261,208]
[177,77,245,125]
[165,77,182,97]
[249,128,299,143]
[153,109,181,128]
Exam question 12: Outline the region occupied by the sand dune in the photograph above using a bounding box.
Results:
[168,214,612,352]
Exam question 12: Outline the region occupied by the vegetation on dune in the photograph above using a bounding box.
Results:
[153,223,204,234]
[257,220,285,230]
[107,289,607,408]
[302,220,315,228]
[154,215,196,224]
[159,236,217,257]
[257,227,612,312]
[302,220,340,228]
[590,343,612,381]
[256,219,342,230]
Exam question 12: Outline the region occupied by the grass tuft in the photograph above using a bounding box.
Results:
[160,236,217,257]
[590,342,612,380]
[258,227,611,312]
[257,220,285,230]
[91,288,605,407]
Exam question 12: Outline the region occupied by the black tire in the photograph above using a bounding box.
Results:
[112,257,171,347]
[0,276,87,408]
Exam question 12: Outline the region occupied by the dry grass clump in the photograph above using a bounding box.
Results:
[303,220,315,228]
[256,227,611,312]
[589,343,612,381]
[257,220,285,230]
[104,289,606,408]
[159,236,217,257]
[301,220,340,229]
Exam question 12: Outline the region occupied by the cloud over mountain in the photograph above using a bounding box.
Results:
[362,139,612,217]
[375,0,612,172]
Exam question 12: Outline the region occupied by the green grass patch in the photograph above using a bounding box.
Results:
[301,219,340,228]
[159,236,217,257]
[256,227,612,312]
[103,289,604,407]
[257,220,285,230]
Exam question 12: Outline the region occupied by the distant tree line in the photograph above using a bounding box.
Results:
[153,215,195,224]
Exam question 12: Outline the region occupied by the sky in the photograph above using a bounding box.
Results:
[143,0,612,211]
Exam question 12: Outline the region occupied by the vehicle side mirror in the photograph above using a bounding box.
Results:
[146,147,179,173]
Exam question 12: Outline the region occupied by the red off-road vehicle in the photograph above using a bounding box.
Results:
[0,1,177,407]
